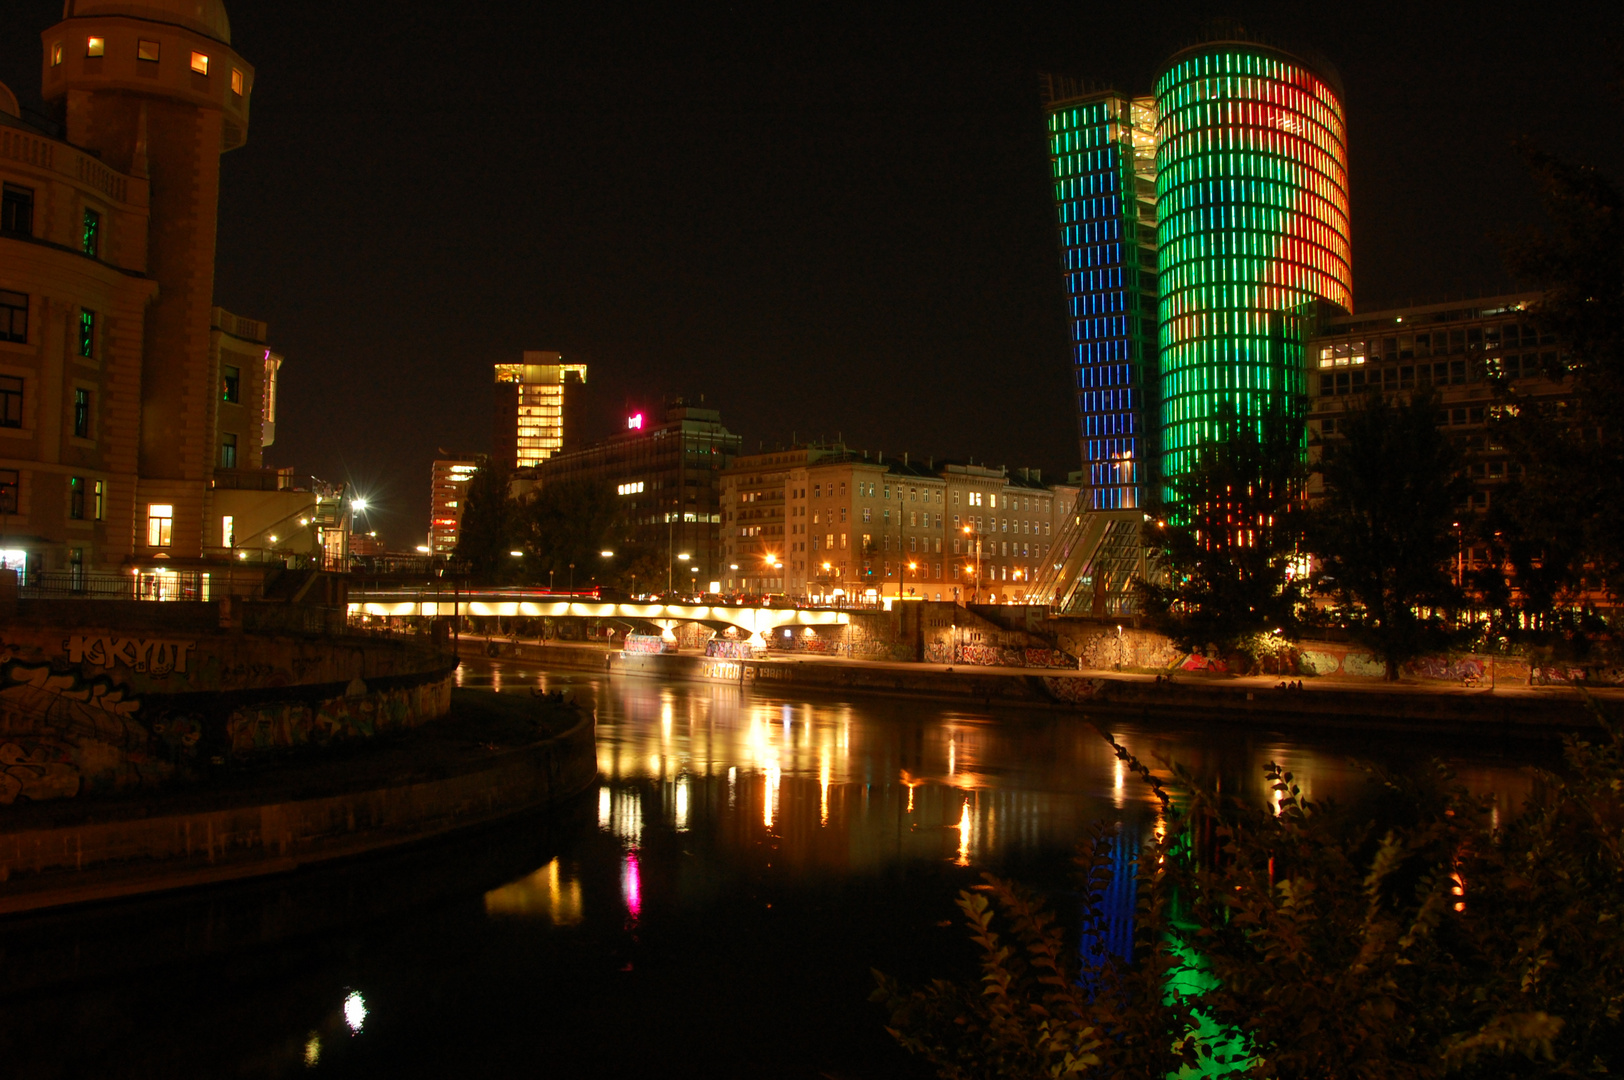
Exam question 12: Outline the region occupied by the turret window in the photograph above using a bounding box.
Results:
[86,37,105,57]
[190,52,209,75]
[51,43,63,66]
[137,40,160,62]
[230,67,244,95]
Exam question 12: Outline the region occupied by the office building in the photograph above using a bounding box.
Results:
[1154,37,1351,490]
[1042,80,1159,513]
[524,400,740,586]
[1306,294,1565,574]
[428,454,479,555]
[493,352,587,470]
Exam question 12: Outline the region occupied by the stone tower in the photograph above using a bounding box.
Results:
[40,0,253,557]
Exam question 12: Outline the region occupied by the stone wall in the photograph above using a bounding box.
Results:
[0,603,455,804]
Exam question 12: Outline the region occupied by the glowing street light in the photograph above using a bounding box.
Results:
[600,550,615,558]
[509,550,523,557]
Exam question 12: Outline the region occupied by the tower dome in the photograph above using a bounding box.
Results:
[61,0,230,43]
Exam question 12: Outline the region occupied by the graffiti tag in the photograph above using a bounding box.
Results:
[66,635,194,675]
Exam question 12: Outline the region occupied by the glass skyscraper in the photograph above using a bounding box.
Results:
[1153,40,1351,491]
[1044,83,1160,512]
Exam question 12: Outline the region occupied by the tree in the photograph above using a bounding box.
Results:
[515,478,622,587]
[877,716,1624,1078]
[1488,146,1624,646]
[1307,388,1471,679]
[1137,405,1308,659]
[452,456,517,584]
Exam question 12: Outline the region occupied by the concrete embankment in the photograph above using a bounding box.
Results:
[0,690,597,916]
[469,639,1611,736]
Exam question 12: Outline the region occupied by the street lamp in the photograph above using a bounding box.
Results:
[568,562,576,594]
[962,524,981,604]
[907,560,917,599]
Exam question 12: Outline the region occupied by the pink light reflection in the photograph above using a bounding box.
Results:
[621,849,642,919]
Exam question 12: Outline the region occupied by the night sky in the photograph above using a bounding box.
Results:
[4,1,1620,548]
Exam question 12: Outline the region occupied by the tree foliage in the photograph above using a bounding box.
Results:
[1487,146,1624,644]
[515,478,623,585]
[452,456,517,584]
[1137,405,1308,656]
[877,714,1624,1078]
[1307,388,1471,679]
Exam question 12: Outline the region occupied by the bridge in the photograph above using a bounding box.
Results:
[347,588,852,645]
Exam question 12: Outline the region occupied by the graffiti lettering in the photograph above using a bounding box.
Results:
[66,635,194,676]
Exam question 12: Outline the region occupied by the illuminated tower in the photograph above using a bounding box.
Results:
[493,352,587,470]
[1153,36,1351,492]
[41,0,254,557]
[1042,80,1160,512]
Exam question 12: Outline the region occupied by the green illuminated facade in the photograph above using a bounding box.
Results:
[1153,41,1351,492]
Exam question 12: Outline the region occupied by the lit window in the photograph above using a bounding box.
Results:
[82,208,100,256]
[190,51,209,75]
[93,480,105,520]
[51,42,63,66]
[222,515,234,546]
[69,476,85,520]
[137,40,159,62]
[231,67,244,95]
[147,504,174,547]
[79,310,95,357]
[221,364,239,403]
[86,37,105,57]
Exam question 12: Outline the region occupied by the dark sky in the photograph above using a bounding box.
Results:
[5,1,1621,548]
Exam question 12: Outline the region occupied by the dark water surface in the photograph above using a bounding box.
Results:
[0,659,1543,1078]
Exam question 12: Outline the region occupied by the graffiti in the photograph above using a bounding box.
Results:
[1041,677,1107,703]
[700,660,741,681]
[623,634,674,655]
[0,738,82,804]
[65,635,193,676]
[749,665,788,681]
[1179,653,1229,674]
[705,639,759,659]
[224,677,452,754]
[1405,656,1485,682]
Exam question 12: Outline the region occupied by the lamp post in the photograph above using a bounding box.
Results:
[765,553,780,600]
[568,562,575,595]
[962,524,981,604]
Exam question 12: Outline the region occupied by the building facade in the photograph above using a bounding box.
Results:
[523,401,740,587]
[1042,81,1159,513]
[0,0,311,591]
[493,352,587,470]
[428,454,478,555]
[722,448,1078,605]
[1306,293,1563,571]
[1154,38,1351,492]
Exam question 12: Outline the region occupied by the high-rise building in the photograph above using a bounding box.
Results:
[524,401,741,587]
[493,352,587,470]
[1042,80,1159,513]
[428,454,479,555]
[1154,37,1351,490]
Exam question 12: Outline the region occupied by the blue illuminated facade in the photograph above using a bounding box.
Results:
[1045,89,1160,511]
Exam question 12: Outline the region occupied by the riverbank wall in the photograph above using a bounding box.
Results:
[469,638,1612,736]
[0,691,597,916]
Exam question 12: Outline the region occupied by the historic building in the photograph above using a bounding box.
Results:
[721,447,1077,605]
[0,0,343,593]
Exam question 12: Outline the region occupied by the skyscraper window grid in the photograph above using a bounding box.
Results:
[1153,43,1352,494]
[1045,88,1160,512]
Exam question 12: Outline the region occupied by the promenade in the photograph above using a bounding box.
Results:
[468,636,1620,737]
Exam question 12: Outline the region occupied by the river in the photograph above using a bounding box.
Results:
[0,658,1544,1078]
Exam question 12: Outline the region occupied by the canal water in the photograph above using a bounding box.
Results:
[0,659,1541,1078]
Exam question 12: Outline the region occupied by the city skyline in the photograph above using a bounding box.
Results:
[4,0,1617,549]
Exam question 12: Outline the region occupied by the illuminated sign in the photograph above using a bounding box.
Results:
[627,413,644,430]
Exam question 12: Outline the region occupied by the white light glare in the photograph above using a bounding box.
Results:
[343,990,368,1033]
